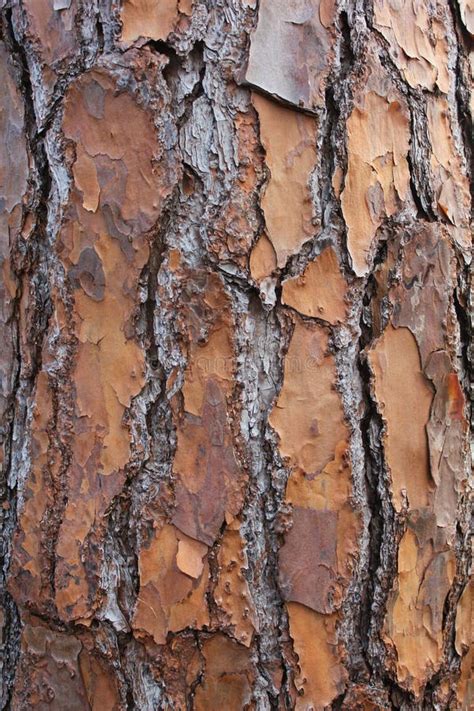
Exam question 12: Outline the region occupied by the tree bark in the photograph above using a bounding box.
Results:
[0,1,472,709]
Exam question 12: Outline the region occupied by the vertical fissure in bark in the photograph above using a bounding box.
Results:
[366,27,436,220]
[95,8,105,55]
[109,201,184,704]
[238,296,295,708]
[242,66,307,704]
[355,260,403,699]
[446,0,473,173]
[423,516,472,709]
[357,282,386,663]
[0,7,57,701]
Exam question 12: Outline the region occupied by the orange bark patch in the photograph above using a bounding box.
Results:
[194,634,254,710]
[120,0,180,42]
[269,320,347,475]
[214,521,258,647]
[176,537,207,579]
[249,233,277,282]
[287,603,347,710]
[78,649,121,711]
[270,319,359,605]
[172,380,243,545]
[11,620,121,710]
[384,510,456,696]
[246,0,336,109]
[427,97,471,249]
[284,442,359,611]
[279,506,338,612]
[341,91,410,276]
[389,225,451,364]
[426,353,468,528]
[282,246,348,323]
[373,0,450,92]
[368,325,433,512]
[22,0,78,93]
[270,319,359,705]
[252,92,317,268]
[133,524,210,645]
[387,227,468,529]
[172,271,244,546]
[455,580,473,708]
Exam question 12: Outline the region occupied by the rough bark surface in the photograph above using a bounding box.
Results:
[0,1,472,709]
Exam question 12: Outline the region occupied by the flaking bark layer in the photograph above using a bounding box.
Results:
[0,1,471,709]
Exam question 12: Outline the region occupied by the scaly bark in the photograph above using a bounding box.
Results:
[0,1,471,709]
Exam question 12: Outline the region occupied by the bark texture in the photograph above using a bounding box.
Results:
[0,1,472,709]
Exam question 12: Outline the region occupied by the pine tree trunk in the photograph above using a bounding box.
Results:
[0,1,471,709]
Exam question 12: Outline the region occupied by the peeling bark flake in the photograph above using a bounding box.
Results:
[252,92,317,268]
